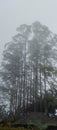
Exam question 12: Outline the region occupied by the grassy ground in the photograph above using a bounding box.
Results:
[0,112,57,130]
[0,123,56,130]
[0,128,34,130]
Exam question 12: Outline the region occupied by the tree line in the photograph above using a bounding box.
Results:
[0,21,57,115]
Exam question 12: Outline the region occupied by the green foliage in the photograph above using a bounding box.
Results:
[28,119,33,124]
[33,121,48,130]
[45,93,57,113]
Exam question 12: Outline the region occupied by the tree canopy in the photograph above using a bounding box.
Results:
[0,21,57,115]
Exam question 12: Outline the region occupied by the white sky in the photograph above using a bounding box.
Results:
[0,0,57,62]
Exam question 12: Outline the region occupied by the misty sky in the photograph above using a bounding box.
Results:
[0,0,57,62]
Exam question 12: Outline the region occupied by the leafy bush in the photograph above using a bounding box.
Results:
[34,121,48,130]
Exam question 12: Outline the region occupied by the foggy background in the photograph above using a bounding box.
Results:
[0,0,57,63]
